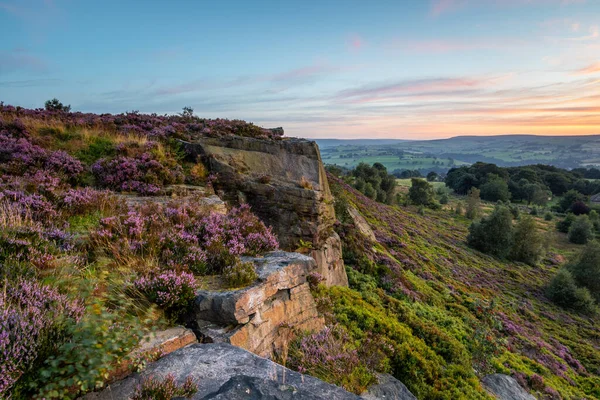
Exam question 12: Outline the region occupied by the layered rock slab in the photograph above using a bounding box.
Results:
[181,136,347,287]
[83,343,360,400]
[360,373,417,400]
[481,374,536,400]
[186,252,325,358]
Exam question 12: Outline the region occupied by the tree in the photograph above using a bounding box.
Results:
[510,215,545,266]
[556,214,576,233]
[570,201,591,216]
[426,171,439,182]
[568,242,600,302]
[568,215,594,245]
[44,98,71,112]
[180,106,195,119]
[467,205,514,258]
[465,187,481,220]
[559,189,585,213]
[480,175,511,202]
[547,269,596,314]
[409,178,435,206]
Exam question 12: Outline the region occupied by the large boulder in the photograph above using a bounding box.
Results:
[82,343,360,400]
[181,136,347,287]
[481,374,536,400]
[360,373,416,400]
[186,252,324,358]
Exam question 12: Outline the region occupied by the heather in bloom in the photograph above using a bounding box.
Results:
[131,374,198,400]
[0,279,83,396]
[134,270,197,315]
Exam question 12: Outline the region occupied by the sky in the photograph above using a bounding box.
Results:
[1,0,600,139]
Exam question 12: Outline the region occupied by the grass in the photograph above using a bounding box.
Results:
[323,174,600,399]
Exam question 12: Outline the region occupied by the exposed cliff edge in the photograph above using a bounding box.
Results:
[182,136,347,287]
[83,343,361,400]
[185,251,325,358]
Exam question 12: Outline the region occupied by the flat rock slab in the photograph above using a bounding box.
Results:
[83,343,360,400]
[361,373,416,400]
[190,251,316,325]
[482,374,536,400]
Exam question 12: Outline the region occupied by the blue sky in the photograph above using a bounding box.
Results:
[1,0,600,139]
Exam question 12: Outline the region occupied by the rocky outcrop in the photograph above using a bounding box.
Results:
[186,252,325,358]
[347,206,377,242]
[83,343,360,400]
[481,374,536,400]
[360,373,416,400]
[182,136,347,287]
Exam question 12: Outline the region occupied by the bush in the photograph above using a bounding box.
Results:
[0,279,83,397]
[223,261,258,288]
[287,325,377,394]
[568,215,594,244]
[556,214,576,233]
[547,269,596,314]
[467,205,514,258]
[409,178,436,206]
[439,193,449,205]
[134,270,197,315]
[510,215,545,266]
[465,187,480,219]
[44,98,71,112]
[131,375,198,400]
[35,296,149,399]
[544,212,554,221]
[567,242,600,302]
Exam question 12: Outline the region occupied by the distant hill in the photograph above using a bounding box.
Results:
[317,134,600,173]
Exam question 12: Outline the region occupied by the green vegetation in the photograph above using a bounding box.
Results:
[408,178,437,207]
[350,162,397,204]
[322,174,600,399]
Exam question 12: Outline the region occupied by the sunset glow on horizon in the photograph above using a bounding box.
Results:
[1,0,599,139]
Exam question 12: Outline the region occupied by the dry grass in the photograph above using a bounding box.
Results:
[0,200,39,231]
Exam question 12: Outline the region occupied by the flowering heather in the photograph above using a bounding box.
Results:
[61,187,109,214]
[1,104,284,141]
[0,279,83,396]
[92,152,183,195]
[133,270,197,312]
[131,374,198,400]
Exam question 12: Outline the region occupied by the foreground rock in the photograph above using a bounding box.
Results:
[360,373,417,400]
[83,343,360,400]
[482,374,536,400]
[182,136,347,286]
[186,251,324,358]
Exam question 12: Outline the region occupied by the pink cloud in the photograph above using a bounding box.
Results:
[390,38,522,54]
[575,62,600,75]
[431,0,586,17]
[348,35,364,51]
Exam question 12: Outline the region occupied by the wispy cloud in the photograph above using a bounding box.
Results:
[0,78,61,87]
[390,38,521,53]
[574,62,600,75]
[0,49,48,73]
[430,0,586,17]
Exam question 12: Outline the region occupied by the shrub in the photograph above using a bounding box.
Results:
[465,187,480,219]
[131,375,198,400]
[544,212,554,221]
[510,215,545,266]
[439,193,449,205]
[559,190,586,213]
[0,279,83,397]
[134,270,197,315]
[287,325,377,394]
[44,98,71,112]
[529,206,538,216]
[547,269,596,314]
[556,214,576,233]
[223,261,258,288]
[568,215,594,244]
[567,242,600,302]
[571,201,591,216]
[35,297,149,399]
[467,205,514,258]
[409,178,436,206]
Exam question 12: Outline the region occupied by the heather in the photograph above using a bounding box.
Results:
[0,105,280,398]
[317,174,600,399]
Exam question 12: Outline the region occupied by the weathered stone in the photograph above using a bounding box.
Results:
[310,232,348,287]
[186,252,324,357]
[82,343,360,400]
[361,373,416,400]
[180,136,347,288]
[107,326,197,382]
[347,206,377,242]
[481,374,536,400]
